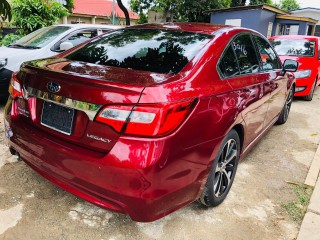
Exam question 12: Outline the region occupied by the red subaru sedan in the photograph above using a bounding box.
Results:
[4,23,297,222]
[270,35,320,101]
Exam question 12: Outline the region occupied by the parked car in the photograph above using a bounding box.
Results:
[4,23,297,222]
[269,35,320,101]
[0,24,121,101]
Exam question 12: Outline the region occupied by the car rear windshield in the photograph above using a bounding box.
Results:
[66,28,212,74]
[270,39,316,57]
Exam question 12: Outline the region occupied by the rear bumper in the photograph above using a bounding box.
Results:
[0,68,12,100]
[4,98,221,222]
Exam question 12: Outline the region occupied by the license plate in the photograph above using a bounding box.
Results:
[41,101,75,135]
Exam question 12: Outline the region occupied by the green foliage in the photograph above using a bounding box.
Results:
[66,0,74,12]
[230,0,246,7]
[137,13,148,24]
[12,0,69,34]
[130,0,231,22]
[0,0,11,21]
[249,0,273,5]
[278,0,300,11]
[0,33,23,46]
[282,184,312,222]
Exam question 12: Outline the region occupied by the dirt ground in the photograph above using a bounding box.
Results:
[0,90,320,240]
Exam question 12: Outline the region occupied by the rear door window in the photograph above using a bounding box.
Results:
[253,35,281,71]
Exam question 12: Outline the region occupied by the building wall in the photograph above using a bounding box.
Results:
[210,9,276,37]
[58,15,132,26]
[259,10,276,37]
[291,10,320,25]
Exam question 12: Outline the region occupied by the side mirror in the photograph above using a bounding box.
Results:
[60,42,74,51]
[281,59,298,76]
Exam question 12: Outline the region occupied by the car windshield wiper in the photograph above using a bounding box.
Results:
[8,44,40,49]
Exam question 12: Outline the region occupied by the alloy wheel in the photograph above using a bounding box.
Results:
[283,87,294,121]
[214,139,238,197]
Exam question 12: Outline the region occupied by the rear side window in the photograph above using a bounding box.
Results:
[219,46,240,78]
[253,35,281,70]
[66,29,212,74]
[232,35,260,75]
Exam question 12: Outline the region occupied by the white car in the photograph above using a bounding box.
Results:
[0,24,121,100]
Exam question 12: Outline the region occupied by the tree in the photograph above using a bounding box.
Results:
[230,0,246,7]
[249,0,273,5]
[65,0,74,12]
[130,0,231,22]
[0,0,11,21]
[278,0,300,11]
[12,0,69,34]
[117,0,130,25]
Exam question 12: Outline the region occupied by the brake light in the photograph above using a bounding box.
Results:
[95,99,196,137]
[8,72,23,99]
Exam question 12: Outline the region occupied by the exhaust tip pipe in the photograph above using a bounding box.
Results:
[9,147,21,161]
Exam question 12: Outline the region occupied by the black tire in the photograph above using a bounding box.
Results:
[276,85,294,125]
[199,129,240,207]
[304,79,317,101]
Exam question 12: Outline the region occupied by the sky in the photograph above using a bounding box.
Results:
[274,0,320,8]
[121,0,320,11]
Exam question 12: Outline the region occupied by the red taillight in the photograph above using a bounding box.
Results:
[95,99,196,137]
[8,72,23,99]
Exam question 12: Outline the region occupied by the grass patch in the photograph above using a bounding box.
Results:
[282,184,313,222]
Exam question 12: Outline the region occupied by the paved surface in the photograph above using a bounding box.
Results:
[0,89,320,240]
[298,143,320,240]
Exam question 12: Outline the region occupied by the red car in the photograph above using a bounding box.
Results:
[4,23,297,222]
[270,35,320,101]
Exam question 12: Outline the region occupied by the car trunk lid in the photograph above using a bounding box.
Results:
[17,58,173,152]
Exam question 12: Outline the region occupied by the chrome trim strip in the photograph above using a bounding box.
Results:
[24,86,102,120]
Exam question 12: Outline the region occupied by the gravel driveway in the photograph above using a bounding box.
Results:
[0,90,319,240]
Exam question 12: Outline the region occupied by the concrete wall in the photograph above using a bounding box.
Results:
[58,15,130,26]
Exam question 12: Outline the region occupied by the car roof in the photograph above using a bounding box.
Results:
[128,22,238,35]
[54,24,122,30]
[269,35,320,41]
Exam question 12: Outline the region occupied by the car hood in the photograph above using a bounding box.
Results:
[0,46,53,72]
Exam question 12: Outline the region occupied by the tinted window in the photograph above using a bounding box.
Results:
[253,36,281,70]
[232,35,260,74]
[66,29,212,74]
[219,45,239,78]
[271,39,316,57]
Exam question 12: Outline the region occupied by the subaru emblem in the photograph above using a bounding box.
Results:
[47,82,61,93]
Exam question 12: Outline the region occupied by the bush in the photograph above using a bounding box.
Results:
[12,0,69,34]
[0,33,24,46]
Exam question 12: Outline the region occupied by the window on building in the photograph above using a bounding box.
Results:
[289,25,299,35]
[225,19,242,27]
[267,22,273,38]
